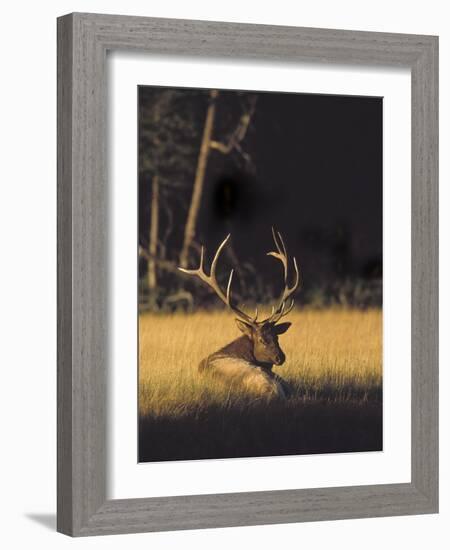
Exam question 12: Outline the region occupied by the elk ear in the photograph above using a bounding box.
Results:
[274,322,291,335]
[235,319,253,338]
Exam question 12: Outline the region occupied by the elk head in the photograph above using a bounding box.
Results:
[179,229,301,368]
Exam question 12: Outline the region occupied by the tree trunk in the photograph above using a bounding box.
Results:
[179,89,218,268]
[147,175,159,290]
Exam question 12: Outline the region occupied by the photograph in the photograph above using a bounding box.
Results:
[138,85,383,462]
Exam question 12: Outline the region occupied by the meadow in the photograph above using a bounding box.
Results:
[139,308,382,462]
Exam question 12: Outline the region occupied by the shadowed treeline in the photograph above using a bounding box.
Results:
[138,87,382,313]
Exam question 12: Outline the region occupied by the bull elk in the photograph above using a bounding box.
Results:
[179,229,300,400]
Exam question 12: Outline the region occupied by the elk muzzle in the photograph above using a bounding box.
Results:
[273,350,286,366]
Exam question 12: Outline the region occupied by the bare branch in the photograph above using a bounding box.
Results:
[139,246,180,274]
[209,96,256,162]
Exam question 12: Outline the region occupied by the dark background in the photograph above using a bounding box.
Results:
[138,86,382,310]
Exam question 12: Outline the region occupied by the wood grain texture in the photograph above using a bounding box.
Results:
[410,37,439,507]
[57,12,439,536]
[57,13,73,535]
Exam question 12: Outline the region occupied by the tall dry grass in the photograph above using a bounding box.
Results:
[139,308,381,416]
[139,308,382,461]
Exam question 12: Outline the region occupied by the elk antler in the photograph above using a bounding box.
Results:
[178,235,258,325]
[262,227,301,324]
[178,230,300,326]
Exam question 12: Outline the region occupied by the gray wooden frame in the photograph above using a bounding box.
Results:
[57,12,438,537]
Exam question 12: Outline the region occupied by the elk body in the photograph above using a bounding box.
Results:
[179,229,300,400]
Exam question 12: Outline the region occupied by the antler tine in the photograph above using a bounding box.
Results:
[210,234,230,282]
[178,244,205,276]
[273,301,286,322]
[270,299,295,324]
[178,236,229,305]
[277,257,300,306]
[225,268,257,325]
[290,257,300,294]
[278,230,287,258]
[269,227,288,277]
[225,269,234,304]
[274,228,288,263]
[285,299,295,316]
[178,235,256,325]
[252,307,259,323]
[199,245,204,271]
[263,228,301,324]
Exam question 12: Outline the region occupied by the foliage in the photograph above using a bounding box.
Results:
[139,87,202,183]
[138,276,382,312]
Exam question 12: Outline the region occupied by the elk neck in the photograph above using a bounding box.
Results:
[215,335,274,371]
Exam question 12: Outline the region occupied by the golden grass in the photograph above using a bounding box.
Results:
[139,308,382,417]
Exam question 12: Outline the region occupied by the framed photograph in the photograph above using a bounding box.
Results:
[57,13,438,536]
